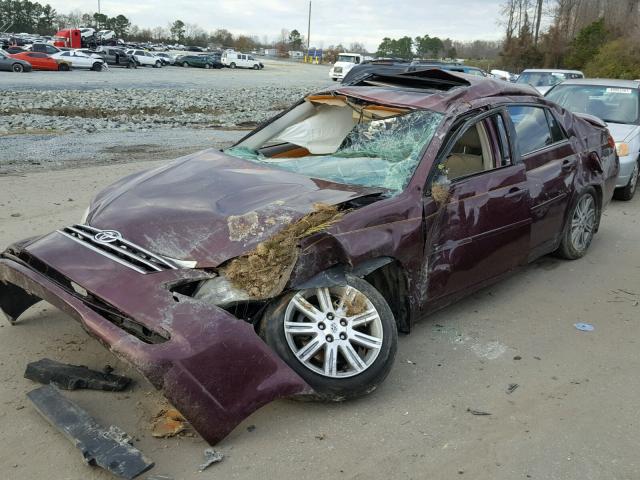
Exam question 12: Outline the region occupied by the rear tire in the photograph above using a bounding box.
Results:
[182,62,189,67]
[205,63,211,69]
[556,187,599,260]
[91,62,102,71]
[260,276,398,401]
[253,64,259,70]
[12,63,24,73]
[154,61,161,68]
[613,159,638,201]
[58,63,70,71]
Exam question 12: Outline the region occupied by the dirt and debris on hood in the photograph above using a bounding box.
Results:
[222,204,343,298]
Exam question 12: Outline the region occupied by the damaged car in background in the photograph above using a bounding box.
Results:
[0,69,619,446]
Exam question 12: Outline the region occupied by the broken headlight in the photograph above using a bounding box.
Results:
[193,275,250,307]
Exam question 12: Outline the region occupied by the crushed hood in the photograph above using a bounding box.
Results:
[87,149,380,267]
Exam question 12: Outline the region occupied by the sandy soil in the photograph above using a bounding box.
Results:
[0,161,639,480]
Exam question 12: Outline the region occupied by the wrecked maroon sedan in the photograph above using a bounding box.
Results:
[0,70,619,445]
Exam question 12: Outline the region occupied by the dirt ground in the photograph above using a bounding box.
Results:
[0,160,639,480]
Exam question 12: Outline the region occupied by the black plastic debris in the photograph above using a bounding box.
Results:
[27,385,154,479]
[25,358,131,391]
[198,448,224,472]
[467,408,492,416]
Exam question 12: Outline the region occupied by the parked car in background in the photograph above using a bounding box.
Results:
[186,45,205,52]
[93,47,135,67]
[51,50,105,71]
[0,70,618,447]
[152,52,175,65]
[516,69,584,95]
[546,78,640,200]
[177,54,223,69]
[125,49,162,68]
[329,52,364,81]
[5,46,26,54]
[222,51,263,69]
[0,49,32,72]
[30,43,62,55]
[10,51,70,71]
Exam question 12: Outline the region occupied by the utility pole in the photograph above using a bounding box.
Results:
[306,1,311,52]
[98,0,101,15]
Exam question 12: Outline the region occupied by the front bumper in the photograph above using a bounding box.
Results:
[0,233,312,444]
[616,153,638,188]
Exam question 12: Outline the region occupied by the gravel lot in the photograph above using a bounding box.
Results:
[0,59,332,172]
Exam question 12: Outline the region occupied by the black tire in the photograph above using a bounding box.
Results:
[205,63,211,69]
[556,187,600,260]
[260,276,398,401]
[253,64,259,70]
[182,62,189,67]
[154,61,161,68]
[91,62,102,71]
[229,62,236,69]
[12,63,24,73]
[332,77,338,81]
[58,63,70,71]
[613,159,638,201]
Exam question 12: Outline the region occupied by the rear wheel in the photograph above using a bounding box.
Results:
[613,159,638,201]
[58,63,70,71]
[12,63,24,73]
[154,61,161,68]
[260,276,397,401]
[182,62,189,67]
[205,63,211,69]
[253,64,259,70]
[91,62,103,71]
[556,187,599,260]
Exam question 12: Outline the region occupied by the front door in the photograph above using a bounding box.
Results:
[424,110,531,302]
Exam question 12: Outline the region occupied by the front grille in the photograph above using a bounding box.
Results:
[57,224,178,274]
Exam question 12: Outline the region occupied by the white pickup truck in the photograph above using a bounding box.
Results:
[329,53,364,81]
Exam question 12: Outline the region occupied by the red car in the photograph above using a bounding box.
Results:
[10,51,69,71]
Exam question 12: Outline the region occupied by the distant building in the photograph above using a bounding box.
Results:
[263,48,278,57]
[288,50,304,59]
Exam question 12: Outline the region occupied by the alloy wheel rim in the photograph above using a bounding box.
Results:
[283,286,383,378]
[570,195,596,252]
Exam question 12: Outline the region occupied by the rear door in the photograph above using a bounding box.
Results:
[506,105,576,258]
[425,110,531,302]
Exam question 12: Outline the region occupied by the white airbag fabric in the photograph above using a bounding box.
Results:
[276,105,355,154]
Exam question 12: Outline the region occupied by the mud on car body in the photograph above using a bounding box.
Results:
[0,69,619,445]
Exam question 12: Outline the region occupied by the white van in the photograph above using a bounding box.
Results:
[222,52,263,69]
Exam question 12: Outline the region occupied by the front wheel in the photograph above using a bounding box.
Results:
[12,63,24,73]
[58,63,70,71]
[182,62,189,67]
[614,160,638,201]
[556,187,599,260]
[260,276,397,401]
[154,61,161,68]
[91,62,103,71]
[229,62,236,69]
[253,64,259,70]
[205,63,211,69]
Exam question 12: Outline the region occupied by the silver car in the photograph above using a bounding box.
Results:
[546,79,640,201]
[517,69,584,95]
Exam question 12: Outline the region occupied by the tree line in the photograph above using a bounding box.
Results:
[500,0,640,78]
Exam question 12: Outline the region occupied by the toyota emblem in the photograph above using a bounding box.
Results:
[94,230,122,244]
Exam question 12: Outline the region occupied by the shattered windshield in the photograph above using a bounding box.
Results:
[226,109,443,193]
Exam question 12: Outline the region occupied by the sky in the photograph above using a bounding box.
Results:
[46,0,505,50]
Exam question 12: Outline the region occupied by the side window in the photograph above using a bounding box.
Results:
[61,51,70,57]
[440,114,506,181]
[545,110,566,143]
[507,106,553,156]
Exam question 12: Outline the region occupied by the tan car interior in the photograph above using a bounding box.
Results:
[443,122,494,179]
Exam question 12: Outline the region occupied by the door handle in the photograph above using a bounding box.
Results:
[561,159,576,172]
[505,187,524,198]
